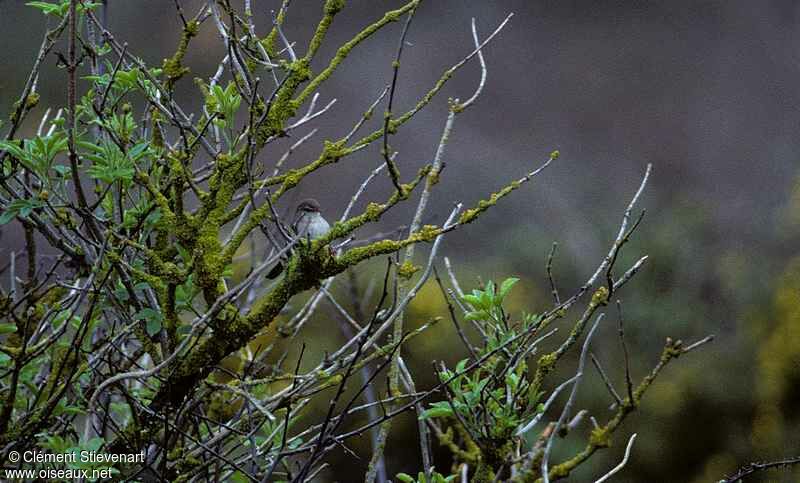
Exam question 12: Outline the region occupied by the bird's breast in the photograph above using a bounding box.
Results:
[297,213,330,240]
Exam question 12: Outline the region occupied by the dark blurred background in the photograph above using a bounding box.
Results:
[3,1,800,481]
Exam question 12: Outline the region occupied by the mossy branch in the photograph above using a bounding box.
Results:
[530,285,607,395]
[145,154,535,418]
[294,1,418,107]
[304,0,346,62]
[459,150,558,225]
[163,20,199,89]
[533,336,712,482]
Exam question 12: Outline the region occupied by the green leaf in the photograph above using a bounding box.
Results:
[26,1,100,17]
[228,472,251,483]
[1,133,67,177]
[205,81,242,128]
[83,74,111,86]
[84,437,103,452]
[0,210,17,225]
[0,323,18,335]
[498,277,519,301]
[479,289,493,309]
[423,409,454,421]
[464,310,488,321]
[135,308,163,336]
[396,474,415,483]
[113,280,129,301]
[25,1,65,16]
[146,318,162,337]
[419,402,453,420]
[0,353,9,364]
[4,199,45,223]
[82,140,135,183]
[505,372,520,391]
[129,141,150,160]
[114,68,143,91]
[0,141,27,162]
[461,294,480,307]
[38,434,72,454]
[53,164,71,176]
[60,406,87,416]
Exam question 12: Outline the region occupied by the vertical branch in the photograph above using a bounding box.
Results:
[380,2,420,192]
[541,314,604,483]
[370,17,497,478]
[340,272,389,483]
[9,251,16,301]
[617,300,634,403]
[546,242,561,305]
[366,6,423,478]
[23,221,37,290]
[67,0,92,222]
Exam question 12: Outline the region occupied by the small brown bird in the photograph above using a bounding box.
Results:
[266,198,331,279]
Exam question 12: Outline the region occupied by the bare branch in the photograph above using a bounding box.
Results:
[594,433,637,483]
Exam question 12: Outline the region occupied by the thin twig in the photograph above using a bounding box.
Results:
[380,2,420,193]
[590,353,622,407]
[616,300,634,403]
[541,314,604,483]
[546,242,561,305]
[593,433,637,483]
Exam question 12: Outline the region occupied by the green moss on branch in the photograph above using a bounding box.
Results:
[294,1,418,106]
[163,20,199,89]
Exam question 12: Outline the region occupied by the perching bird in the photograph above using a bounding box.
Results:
[266,198,331,279]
